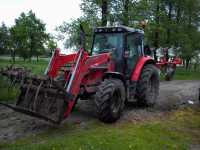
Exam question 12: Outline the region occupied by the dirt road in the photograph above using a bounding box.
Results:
[0,80,199,142]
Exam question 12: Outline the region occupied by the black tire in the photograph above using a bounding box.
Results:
[136,64,159,106]
[95,79,125,123]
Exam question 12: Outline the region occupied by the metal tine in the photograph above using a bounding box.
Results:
[33,81,44,111]
[52,80,66,94]
[23,80,33,104]
[20,75,25,86]
[8,76,17,91]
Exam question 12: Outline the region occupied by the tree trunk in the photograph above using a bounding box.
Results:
[194,63,198,72]
[175,2,181,47]
[185,58,190,70]
[122,0,129,25]
[154,0,160,62]
[11,50,16,63]
[166,1,172,45]
[37,55,39,62]
[183,59,185,68]
[154,1,160,49]
[101,0,108,26]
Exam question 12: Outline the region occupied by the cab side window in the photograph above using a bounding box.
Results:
[126,33,142,75]
[127,36,138,58]
[127,34,142,57]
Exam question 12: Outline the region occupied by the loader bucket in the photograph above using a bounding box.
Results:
[0,67,72,124]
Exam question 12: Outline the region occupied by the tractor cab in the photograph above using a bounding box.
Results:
[91,26,144,75]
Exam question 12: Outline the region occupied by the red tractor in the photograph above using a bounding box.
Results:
[0,26,159,124]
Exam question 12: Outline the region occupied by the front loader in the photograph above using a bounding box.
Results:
[0,25,159,124]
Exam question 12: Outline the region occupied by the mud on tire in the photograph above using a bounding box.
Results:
[136,64,159,106]
[95,79,125,123]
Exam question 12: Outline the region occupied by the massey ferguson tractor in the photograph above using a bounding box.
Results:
[0,26,159,124]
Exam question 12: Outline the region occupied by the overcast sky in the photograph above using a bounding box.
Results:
[0,0,83,50]
[0,0,82,32]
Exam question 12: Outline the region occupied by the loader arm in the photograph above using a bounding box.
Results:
[61,48,112,118]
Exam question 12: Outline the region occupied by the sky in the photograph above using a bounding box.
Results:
[0,0,83,50]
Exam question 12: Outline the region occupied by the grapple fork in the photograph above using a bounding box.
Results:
[0,67,72,124]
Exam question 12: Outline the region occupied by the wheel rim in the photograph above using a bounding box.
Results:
[110,90,121,114]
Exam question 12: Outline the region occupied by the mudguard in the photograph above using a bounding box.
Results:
[131,56,156,81]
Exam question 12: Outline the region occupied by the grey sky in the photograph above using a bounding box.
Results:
[0,0,83,50]
[0,0,82,33]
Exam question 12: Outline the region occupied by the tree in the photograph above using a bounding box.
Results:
[111,0,133,25]
[137,0,200,70]
[46,35,57,55]
[58,0,200,71]
[57,0,112,51]
[81,0,112,26]
[177,0,200,69]
[101,0,108,26]
[56,17,93,51]
[0,22,10,55]
[10,11,48,61]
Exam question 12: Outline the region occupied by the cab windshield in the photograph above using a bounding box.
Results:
[92,33,123,55]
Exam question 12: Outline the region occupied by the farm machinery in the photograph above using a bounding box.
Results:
[155,47,182,81]
[0,26,160,124]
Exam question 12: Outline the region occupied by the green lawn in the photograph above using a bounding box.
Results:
[174,68,200,80]
[0,59,48,74]
[0,107,199,150]
[0,59,48,101]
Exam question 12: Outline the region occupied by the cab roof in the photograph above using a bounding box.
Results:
[94,25,144,34]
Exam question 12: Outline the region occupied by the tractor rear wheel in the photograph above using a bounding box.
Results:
[95,79,125,123]
[136,64,159,106]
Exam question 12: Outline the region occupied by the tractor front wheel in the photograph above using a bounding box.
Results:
[136,64,159,106]
[95,79,125,123]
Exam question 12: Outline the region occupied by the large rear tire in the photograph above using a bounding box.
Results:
[136,64,159,106]
[95,79,125,123]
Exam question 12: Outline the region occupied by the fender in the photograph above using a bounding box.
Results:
[103,72,126,85]
[131,56,156,81]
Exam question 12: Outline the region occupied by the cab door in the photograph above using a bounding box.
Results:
[125,33,143,76]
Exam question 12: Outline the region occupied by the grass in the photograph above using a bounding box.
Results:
[0,59,48,74]
[0,79,19,101]
[174,67,200,80]
[0,107,199,150]
[0,59,48,101]
[158,67,200,81]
